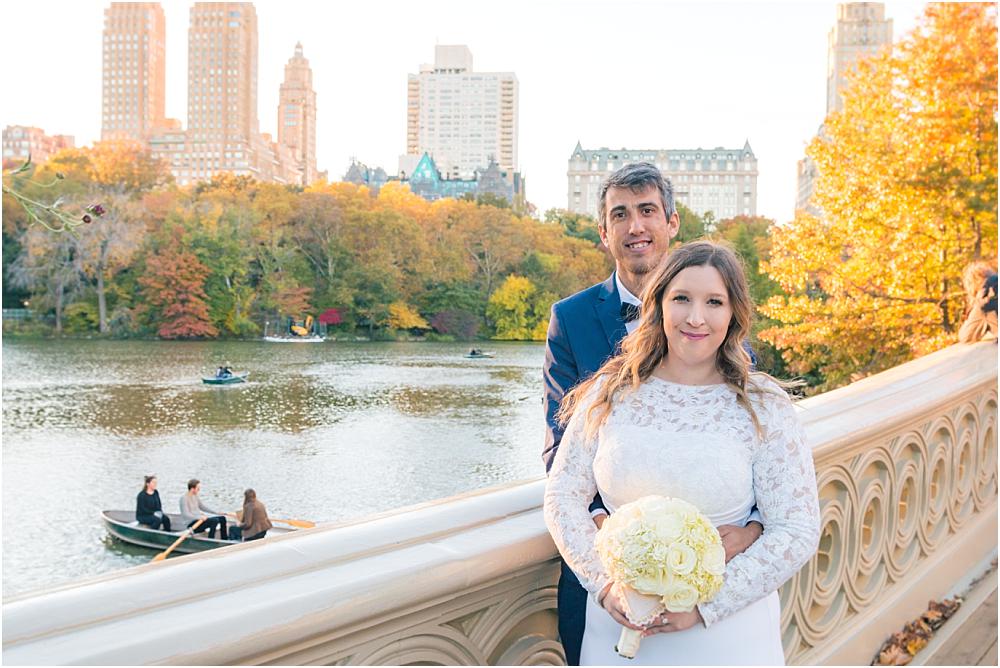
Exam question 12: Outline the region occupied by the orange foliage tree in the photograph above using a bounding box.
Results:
[138,236,218,339]
[760,3,998,390]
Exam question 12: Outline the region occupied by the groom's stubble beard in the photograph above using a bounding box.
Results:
[627,253,668,293]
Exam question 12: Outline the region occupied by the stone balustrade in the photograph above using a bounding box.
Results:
[3,342,996,665]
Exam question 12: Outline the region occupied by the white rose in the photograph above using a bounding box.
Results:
[617,503,644,523]
[663,582,700,612]
[702,543,726,576]
[642,496,671,515]
[666,543,697,576]
[651,512,685,542]
[634,567,674,595]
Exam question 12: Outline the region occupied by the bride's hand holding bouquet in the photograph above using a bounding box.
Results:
[594,495,726,659]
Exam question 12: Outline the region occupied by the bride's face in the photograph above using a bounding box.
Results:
[660,265,733,370]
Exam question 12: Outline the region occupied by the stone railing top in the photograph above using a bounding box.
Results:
[797,341,996,456]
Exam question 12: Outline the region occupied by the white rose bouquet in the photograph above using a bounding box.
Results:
[595,495,726,659]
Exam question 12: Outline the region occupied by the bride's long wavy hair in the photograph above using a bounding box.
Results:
[558,240,790,440]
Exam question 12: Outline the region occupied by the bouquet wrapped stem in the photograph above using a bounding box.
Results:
[614,588,662,659]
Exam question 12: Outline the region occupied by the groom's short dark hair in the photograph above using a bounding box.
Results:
[597,162,676,230]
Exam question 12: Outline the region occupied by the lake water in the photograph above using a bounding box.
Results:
[1,339,547,598]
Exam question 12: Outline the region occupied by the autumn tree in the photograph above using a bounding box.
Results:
[72,194,143,333]
[34,142,170,332]
[710,216,792,381]
[487,275,551,340]
[137,235,218,339]
[429,309,481,339]
[6,227,82,332]
[289,191,354,312]
[760,2,998,390]
[388,301,430,332]
[184,175,264,336]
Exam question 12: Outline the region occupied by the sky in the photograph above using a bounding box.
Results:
[2,0,929,224]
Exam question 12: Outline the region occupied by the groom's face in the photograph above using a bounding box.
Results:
[599,185,680,278]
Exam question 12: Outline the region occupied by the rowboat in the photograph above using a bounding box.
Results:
[101,510,297,554]
[464,351,496,359]
[201,372,249,385]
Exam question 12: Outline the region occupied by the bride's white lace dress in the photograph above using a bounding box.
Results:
[544,376,820,665]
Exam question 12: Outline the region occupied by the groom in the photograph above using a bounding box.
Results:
[542,162,764,665]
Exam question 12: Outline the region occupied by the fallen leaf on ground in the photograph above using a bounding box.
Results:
[877,645,912,666]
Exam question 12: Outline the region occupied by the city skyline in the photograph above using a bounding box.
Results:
[2,0,927,223]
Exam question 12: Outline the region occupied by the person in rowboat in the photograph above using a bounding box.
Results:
[230,488,273,542]
[135,475,171,531]
[179,479,229,540]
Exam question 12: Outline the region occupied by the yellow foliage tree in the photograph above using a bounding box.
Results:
[388,301,430,331]
[487,275,552,341]
[761,3,998,390]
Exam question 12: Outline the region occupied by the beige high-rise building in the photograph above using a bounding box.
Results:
[826,3,892,114]
[568,142,758,222]
[101,2,166,142]
[405,45,518,179]
[797,2,892,213]
[278,43,318,185]
[182,2,262,183]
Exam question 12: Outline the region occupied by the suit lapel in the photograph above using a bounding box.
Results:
[594,273,626,352]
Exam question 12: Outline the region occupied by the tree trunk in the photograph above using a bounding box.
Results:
[940,246,952,333]
[97,270,108,333]
[55,280,64,334]
[97,239,110,333]
[974,215,982,259]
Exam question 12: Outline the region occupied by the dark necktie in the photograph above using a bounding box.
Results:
[620,302,641,323]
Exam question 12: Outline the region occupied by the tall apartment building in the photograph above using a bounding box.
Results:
[826,2,893,114]
[567,142,758,222]
[798,2,892,213]
[277,43,318,185]
[2,126,75,165]
[405,45,518,179]
[101,2,166,142]
[184,2,261,183]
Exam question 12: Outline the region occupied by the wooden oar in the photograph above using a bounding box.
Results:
[226,512,315,529]
[273,517,314,528]
[152,517,206,562]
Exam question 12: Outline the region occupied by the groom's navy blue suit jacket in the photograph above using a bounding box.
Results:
[543,274,623,499]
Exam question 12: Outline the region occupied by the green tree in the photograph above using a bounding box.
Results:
[544,209,602,245]
[674,202,710,243]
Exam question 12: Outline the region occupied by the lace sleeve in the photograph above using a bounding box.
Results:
[543,387,610,598]
[697,385,821,627]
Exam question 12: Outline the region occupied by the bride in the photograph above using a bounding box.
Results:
[544,240,820,665]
